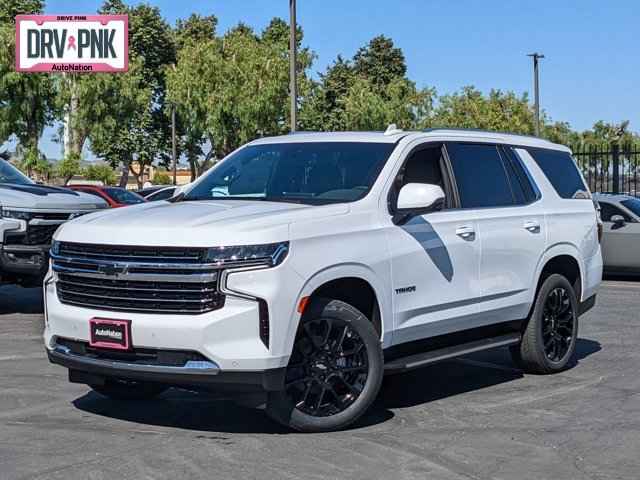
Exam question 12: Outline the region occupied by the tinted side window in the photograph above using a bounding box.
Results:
[78,189,104,199]
[501,151,527,205]
[393,146,452,209]
[501,146,538,203]
[599,202,631,222]
[527,148,589,199]
[150,188,176,201]
[447,143,514,208]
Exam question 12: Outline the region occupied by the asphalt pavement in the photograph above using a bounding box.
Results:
[0,279,639,480]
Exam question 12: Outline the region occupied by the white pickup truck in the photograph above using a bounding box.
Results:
[0,158,106,286]
[44,128,602,432]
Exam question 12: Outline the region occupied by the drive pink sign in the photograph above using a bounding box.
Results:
[15,15,128,73]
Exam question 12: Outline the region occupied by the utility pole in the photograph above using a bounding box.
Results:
[289,0,297,132]
[527,52,544,136]
[171,104,177,186]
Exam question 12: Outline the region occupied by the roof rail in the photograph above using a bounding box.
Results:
[287,130,321,135]
[422,127,548,141]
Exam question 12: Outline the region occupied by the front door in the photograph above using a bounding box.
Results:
[385,143,482,345]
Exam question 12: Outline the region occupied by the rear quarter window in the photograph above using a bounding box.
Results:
[526,147,590,199]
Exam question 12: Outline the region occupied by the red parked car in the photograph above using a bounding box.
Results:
[67,185,146,208]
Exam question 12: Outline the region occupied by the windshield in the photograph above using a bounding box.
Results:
[105,188,145,205]
[621,198,640,218]
[184,142,397,204]
[0,160,34,185]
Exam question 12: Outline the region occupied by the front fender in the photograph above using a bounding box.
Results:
[287,263,393,354]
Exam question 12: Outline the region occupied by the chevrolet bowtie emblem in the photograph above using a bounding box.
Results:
[97,263,128,277]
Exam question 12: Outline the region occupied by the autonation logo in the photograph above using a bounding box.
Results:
[15,15,128,73]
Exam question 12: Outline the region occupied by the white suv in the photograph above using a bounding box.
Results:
[44,128,602,432]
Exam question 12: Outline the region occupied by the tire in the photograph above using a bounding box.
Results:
[90,378,168,401]
[511,274,579,374]
[267,297,384,432]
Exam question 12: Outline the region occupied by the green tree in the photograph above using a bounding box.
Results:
[433,86,535,134]
[56,152,82,185]
[85,162,117,185]
[20,147,40,177]
[175,14,217,49]
[167,19,312,166]
[65,1,176,189]
[300,56,356,131]
[301,36,431,131]
[0,0,42,23]
[353,35,407,89]
[33,157,52,182]
[342,77,434,130]
[170,13,219,180]
[153,172,172,185]
[0,1,56,156]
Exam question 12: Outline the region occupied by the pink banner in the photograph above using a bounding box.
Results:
[15,14,128,73]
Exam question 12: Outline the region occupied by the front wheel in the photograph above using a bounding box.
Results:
[511,274,579,374]
[267,298,383,432]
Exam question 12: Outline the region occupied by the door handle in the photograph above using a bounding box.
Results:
[524,220,541,233]
[456,225,476,240]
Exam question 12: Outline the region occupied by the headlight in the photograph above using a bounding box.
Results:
[204,242,289,268]
[50,239,61,256]
[1,209,32,221]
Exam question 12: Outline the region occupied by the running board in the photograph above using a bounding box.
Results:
[384,333,521,374]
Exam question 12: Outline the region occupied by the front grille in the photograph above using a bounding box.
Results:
[31,212,72,221]
[4,224,59,246]
[58,242,206,264]
[53,242,225,314]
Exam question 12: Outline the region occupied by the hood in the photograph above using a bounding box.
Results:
[55,199,349,246]
[0,183,107,210]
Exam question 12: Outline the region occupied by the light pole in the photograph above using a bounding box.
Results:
[289,0,297,132]
[527,52,544,136]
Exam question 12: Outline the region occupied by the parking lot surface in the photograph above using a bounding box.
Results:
[1,280,639,480]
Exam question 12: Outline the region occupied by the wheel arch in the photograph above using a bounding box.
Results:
[534,244,585,302]
[288,264,391,350]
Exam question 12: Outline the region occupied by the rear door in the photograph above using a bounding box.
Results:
[446,142,546,323]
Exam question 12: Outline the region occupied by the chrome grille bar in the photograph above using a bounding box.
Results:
[52,243,226,314]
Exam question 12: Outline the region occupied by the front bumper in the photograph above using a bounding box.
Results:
[44,264,302,373]
[47,342,286,391]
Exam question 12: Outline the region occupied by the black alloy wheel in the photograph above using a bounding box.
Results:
[542,287,575,362]
[510,273,579,374]
[266,298,383,432]
[285,317,369,417]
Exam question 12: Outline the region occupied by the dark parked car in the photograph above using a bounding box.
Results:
[145,186,177,201]
[136,185,167,198]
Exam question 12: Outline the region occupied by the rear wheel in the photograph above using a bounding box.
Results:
[267,298,383,432]
[511,274,578,374]
[90,378,168,401]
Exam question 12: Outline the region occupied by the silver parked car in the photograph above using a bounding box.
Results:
[593,193,640,274]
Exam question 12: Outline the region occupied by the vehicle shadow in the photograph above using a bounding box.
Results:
[603,273,640,282]
[0,285,43,314]
[71,339,601,434]
[374,338,601,411]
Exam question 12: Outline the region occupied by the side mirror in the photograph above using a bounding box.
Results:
[611,214,626,228]
[394,183,445,224]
